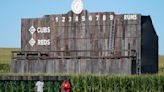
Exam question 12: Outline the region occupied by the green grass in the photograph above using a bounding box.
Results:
[0,48,20,64]
[159,55,164,74]
[159,55,164,67]
[0,48,20,73]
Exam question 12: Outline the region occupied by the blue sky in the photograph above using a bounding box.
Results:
[0,0,163,55]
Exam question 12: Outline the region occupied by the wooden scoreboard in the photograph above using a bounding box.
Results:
[11,10,158,74]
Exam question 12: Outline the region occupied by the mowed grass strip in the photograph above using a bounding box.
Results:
[159,55,164,73]
[0,48,20,64]
[159,55,164,67]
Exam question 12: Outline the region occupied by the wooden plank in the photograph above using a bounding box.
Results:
[11,58,134,74]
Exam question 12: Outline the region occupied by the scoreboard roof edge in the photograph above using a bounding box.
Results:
[21,10,142,20]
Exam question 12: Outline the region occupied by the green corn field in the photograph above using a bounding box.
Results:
[70,75,164,92]
[0,75,164,92]
[0,80,63,92]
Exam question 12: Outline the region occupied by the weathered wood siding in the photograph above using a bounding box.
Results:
[21,11,141,57]
[12,11,143,74]
[11,58,132,74]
